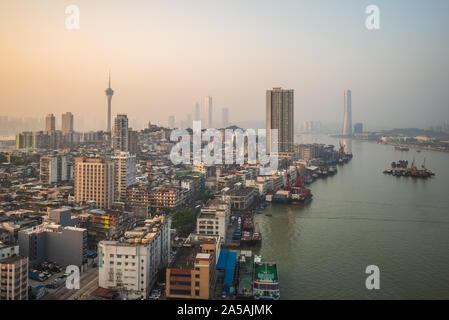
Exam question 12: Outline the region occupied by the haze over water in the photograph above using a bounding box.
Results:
[255,135,449,299]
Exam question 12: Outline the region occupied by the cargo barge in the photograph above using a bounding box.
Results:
[383,159,435,178]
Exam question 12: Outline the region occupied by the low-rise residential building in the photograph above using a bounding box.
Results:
[197,197,230,242]
[165,239,217,300]
[18,223,87,267]
[0,243,19,261]
[229,187,258,211]
[245,177,271,196]
[98,215,170,300]
[78,209,136,249]
[0,253,28,300]
[127,186,184,210]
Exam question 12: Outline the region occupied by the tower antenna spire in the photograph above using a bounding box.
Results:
[108,70,111,88]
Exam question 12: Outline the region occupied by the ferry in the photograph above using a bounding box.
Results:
[253,255,280,300]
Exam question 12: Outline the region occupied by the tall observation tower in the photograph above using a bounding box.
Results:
[343,89,352,136]
[105,72,114,133]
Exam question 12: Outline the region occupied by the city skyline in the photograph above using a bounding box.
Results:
[1,1,448,130]
[1,1,449,304]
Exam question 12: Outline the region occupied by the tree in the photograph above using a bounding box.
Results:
[10,155,26,166]
[171,209,198,237]
[195,193,215,204]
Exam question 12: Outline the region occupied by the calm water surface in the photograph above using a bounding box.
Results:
[254,134,449,299]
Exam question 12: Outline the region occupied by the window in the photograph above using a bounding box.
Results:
[195,282,200,287]
[195,290,200,296]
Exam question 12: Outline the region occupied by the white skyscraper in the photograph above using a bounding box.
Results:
[204,96,213,128]
[343,89,352,136]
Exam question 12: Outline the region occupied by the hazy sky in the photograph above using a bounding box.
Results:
[1,0,448,131]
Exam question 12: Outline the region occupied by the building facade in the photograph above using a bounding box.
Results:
[61,112,74,134]
[0,254,28,300]
[266,87,294,154]
[18,224,87,267]
[343,89,353,136]
[197,197,230,242]
[98,216,170,300]
[40,155,72,184]
[112,114,129,152]
[165,240,217,300]
[45,113,55,133]
[204,96,213,129]
[112,152,136,203]
[74,157,115,209]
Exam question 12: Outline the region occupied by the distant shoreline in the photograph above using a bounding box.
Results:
[330,134,449,153]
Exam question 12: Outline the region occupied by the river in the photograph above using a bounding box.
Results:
[254,134,449,299]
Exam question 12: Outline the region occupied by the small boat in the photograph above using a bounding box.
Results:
[265,213,272,217]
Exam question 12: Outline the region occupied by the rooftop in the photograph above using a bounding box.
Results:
[170,245,198,269]
[0,254,26,264]
[229,187,256,197]
[254,262,278,282]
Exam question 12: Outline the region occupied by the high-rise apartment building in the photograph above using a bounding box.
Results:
[74,157,115,209]
[112,114,129,152]
[45,113,55,133]
[15,132,34,149]
[61,112,74,134]
[195,102,200,121]
[266,87,294,153]
[204,96,213,128]
[222,108,229,128]
[128,129,139,154]
[111,152,136,203]
[343,89,352,136]
[40,155,72,184]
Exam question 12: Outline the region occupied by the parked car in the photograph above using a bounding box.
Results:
[150,290,161,300]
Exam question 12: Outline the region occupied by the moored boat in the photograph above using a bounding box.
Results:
[253,255,280,300]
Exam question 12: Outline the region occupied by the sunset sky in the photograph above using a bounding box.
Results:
[1,0,448,131]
